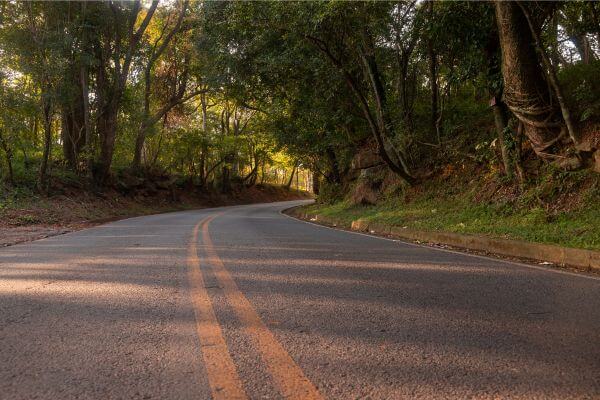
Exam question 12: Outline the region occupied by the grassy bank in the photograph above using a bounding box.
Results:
[304,168,600,251]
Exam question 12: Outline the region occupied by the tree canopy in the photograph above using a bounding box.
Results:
[0,1,598,197]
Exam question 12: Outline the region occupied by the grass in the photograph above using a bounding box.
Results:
[303,169,600,251]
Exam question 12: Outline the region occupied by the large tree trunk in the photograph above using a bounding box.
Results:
[518,3,579,148]
[495,1,565,157]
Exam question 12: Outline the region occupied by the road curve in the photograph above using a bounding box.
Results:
[1,200,599,399]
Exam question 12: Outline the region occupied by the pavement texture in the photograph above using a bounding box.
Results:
[1,200,599,399]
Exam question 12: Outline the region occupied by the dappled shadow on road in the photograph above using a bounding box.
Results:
[222,250,600,398]
[0,213,212,399]
[0,249,187,291]
[0,288,205,400]
[0,229,195,332]
[1,203,599,399]
[205,213,600,399]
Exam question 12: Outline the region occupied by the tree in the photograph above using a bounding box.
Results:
[92,0,158,183]
[131,0,204,170]
[495,1,578,163]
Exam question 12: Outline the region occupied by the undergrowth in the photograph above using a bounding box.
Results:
[306,166,600,250]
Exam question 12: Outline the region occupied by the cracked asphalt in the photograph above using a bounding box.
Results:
[1,200,599,399]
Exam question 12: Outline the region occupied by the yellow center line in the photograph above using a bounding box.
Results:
[201,214,324,400]
[187,217,247,400]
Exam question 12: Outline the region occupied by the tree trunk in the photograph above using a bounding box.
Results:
[590,3,600,47]
[307,34,414,185]
[198,151,206,188]
[132,119,148,170]
[221,166,231,193]
[60,106,85,169]
[81,62,92,173]
[549,14,560,68]
[428,58,439,142]
[518,2,579,147]
[285,164,297,189]
[0,129,15,186]
[514,121,526,186]
[232,116,240,179]
[199,96,208,188]
[132,0,187,171]
[243,155,259,187]
[326,147,341,184]
[38,98,52,192]
[80,2,91,162]
[570,34,596,65]
[61,111,76,168]
[495,1,565,157]
[491,99,514,179]
[360,38,415,184]
[201,93,208,132]
[312,172,320,195]
[581,36,595,65]
[427,0,440,143]
[94,0,159,182]
[260,162,266,184]
[95,101,119,184]
[61,66,86,170]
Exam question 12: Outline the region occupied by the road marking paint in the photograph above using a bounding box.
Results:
[202,215,324,400]
[187,218,248,400]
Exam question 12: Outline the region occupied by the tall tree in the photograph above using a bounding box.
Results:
[131,0,203,170]
[495,2,568,159]
[92,0,158,183]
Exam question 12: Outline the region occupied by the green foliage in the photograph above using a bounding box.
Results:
[559,61,600,121]
[306,169,600,250]
[317,181,346,205]
[0,1,597,200]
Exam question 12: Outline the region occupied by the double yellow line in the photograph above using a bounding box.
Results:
[187,214,323,400]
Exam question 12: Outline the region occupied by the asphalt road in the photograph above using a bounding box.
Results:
[1,200,599,399]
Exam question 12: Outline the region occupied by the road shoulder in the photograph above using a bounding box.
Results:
[283,205,600,276]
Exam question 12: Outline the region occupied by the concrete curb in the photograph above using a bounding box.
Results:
[287,208,600,272]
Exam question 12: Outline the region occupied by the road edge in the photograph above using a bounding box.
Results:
[282,205,600,273]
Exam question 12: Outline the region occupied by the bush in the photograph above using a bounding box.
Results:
[317,182,345,204]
